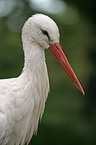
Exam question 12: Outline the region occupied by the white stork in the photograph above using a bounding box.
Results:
[0,14,85,145]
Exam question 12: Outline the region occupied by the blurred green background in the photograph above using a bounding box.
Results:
[0,0,96,145]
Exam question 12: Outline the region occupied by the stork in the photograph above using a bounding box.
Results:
[0,14,85,145]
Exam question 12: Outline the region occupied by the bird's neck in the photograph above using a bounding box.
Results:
[22,40,46,75]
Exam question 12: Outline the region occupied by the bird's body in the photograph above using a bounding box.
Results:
[0,53,49,145]
[0,14,84,145]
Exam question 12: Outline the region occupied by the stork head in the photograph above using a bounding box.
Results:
[22,14,85,95]
[22,14,59,49]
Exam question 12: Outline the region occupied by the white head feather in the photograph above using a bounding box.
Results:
[22,14,60,49]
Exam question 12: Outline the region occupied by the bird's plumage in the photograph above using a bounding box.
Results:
[0,14,56,145]
[0,59,49,145]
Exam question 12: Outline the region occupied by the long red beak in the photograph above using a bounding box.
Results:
[48,42,85,95]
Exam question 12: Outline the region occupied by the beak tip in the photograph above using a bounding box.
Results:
[80,87,85,96]
[82,90,85,96]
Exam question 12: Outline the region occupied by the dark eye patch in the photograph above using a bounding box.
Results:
[41,29,50,40]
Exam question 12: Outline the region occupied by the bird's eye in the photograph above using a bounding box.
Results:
[41,29,50,40]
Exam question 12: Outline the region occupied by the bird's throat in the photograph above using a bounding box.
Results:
[23,42,46,74]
